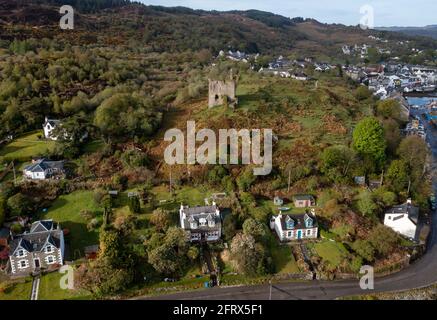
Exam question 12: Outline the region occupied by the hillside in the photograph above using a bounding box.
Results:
[377,25,437,40]
[1,0,434,55]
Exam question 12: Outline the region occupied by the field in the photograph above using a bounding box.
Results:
[38,271,91,300]
[38,190,102,258]
[0,131,56,162]
[308,240,350,268]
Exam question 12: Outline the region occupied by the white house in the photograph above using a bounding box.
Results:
[179,203,222,243]
[270,210,318,242]
[23,159,65,180]
[43,117,62,140]
[384,199,419,240]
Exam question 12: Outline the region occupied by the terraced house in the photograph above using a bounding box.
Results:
[8,220,64,275]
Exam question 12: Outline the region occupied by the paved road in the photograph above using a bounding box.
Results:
[140,106,437,300]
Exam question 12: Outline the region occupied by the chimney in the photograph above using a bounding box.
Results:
[406,198,412,205]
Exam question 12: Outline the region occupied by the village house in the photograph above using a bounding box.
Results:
[43,117,62,141]
[384,199,419,240]
[270,211,318,241]
[293,195,316,208]
[179,203,222,243]
[8,220,64,275]
[273,196,284,206]
[23,158,65,180]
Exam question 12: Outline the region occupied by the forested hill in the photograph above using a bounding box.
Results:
[2,0,433,55]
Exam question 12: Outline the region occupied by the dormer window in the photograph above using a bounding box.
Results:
[304,215,313,228]
[285,216,294,229]
[45,246,53,253]
[199,218,207,226]
[190,221,198,229]
[17,249,25,257]
[208,219,215,228]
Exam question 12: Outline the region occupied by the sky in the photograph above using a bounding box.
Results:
[139,0,436,27]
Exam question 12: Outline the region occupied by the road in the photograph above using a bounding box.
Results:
[140,106,437,300]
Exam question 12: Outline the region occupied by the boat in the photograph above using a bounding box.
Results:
[278,207,291,212]
[423,85,436,92]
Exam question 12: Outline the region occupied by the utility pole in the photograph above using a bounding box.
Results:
[269,280,272,300]
[287,169,291,193]
[407,179,411,195]
[380,170,384,186]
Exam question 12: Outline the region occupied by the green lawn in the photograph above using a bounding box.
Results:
[271,245,300,274]
[0,278,32,300]
[152,185,219,211]
[39,190,102,258]
[310,240,349,268]
[38,271,91,300]
[0,131,56,162]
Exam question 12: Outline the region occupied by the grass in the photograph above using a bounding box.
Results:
[38,271,91,300]
[309,240,349,268]
[0,131,56,162]
[38,190,102,258]
[0,278,32,300]
[271,244,300,274]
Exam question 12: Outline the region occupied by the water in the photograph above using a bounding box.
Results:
[407,96,437,107]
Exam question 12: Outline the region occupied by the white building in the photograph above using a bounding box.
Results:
[384,199,419,240]
[179,203,222,243]
[270,210,318,242]
[43,117,62,141]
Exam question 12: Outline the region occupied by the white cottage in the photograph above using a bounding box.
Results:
[179,203,222,243]
[270,210,318,242]
[384,199,419,240]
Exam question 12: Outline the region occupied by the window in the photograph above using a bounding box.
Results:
[18,260,28,269]
[190,222,198,229]
[45,246,53,253]
[306,229,312,236]
[17,249,25,257]
[208,220,215,228]
[287,231,292,237]
[46,256,56,264]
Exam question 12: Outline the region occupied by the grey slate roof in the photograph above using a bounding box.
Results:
[279,213,318,231]
[385,202,419,225]
[9,220,62,255]
[181,205,221,231]
[24,159,64,173]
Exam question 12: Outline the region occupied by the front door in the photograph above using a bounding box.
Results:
[297,230,302,240]
[34,259,40,268]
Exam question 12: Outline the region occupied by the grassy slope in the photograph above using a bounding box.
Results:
[0,131,56,162]
[39,190,102,258]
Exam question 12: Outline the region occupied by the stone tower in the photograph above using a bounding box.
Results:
[208,71,238,109]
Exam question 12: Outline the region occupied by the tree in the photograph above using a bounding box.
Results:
[94,93,162,143]
[7,193,31,217]
[148,244,181,276]
[357,191,378,217]
[242,218,268,243]
[352,117,386,169]
[354,86,372,101]
[150,208,171,232]
[369,224,399,256]
[187,246,199,261]
[236,167,256,192]
[376,99,401,120]
[230,233,265,276]
[222,214,238,241]
[320,146,355,183]
[352,239,375,262]
[382,119,401,156]
[397,136,427,177]
[386,160,409,193]
[0,196,6,225]
[128,195,141,214]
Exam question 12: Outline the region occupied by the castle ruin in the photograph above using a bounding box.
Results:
[208,72,238,109]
